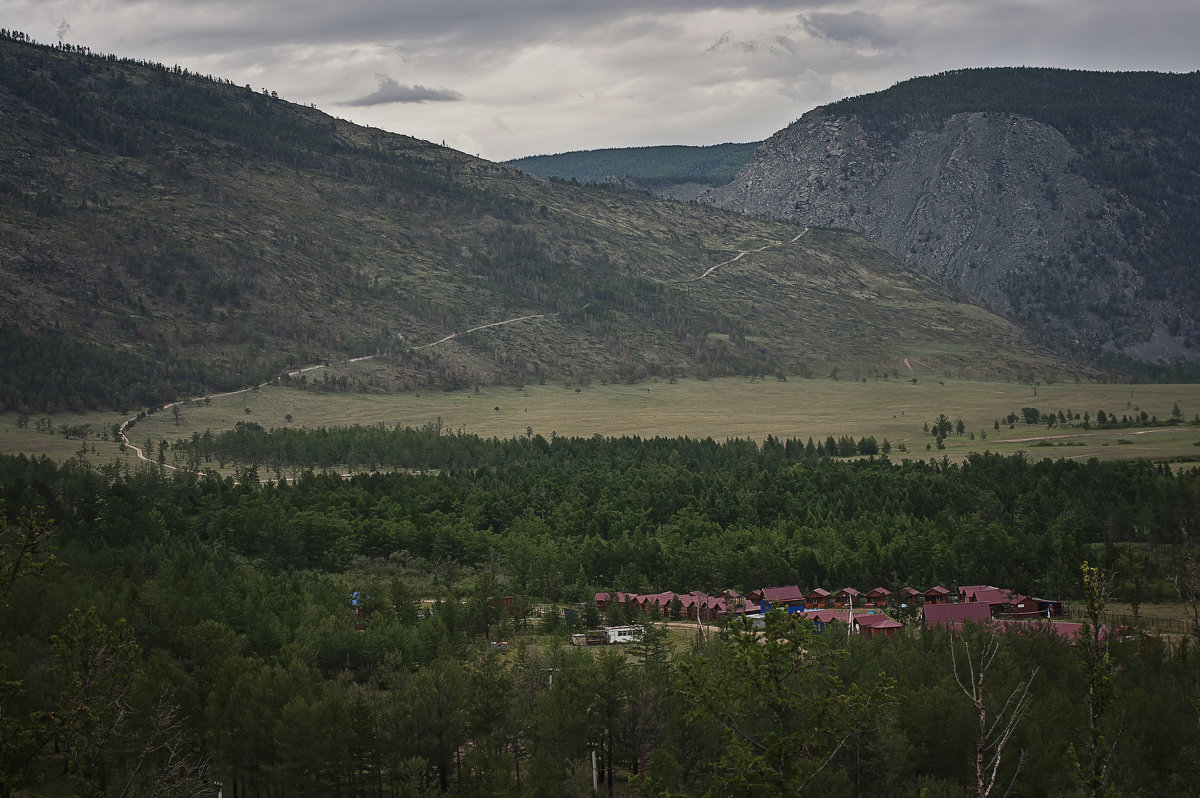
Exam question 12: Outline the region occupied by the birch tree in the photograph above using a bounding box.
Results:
[950,625,1038,798]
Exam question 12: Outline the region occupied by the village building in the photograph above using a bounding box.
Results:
[865,587,891,609]
[924,585,951,605]
[834,587,862,609]
[805,587,834,609]
[747,585,805,613]
[854,613,903,638]
[923,601,993,630]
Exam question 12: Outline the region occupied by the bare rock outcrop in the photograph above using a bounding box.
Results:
[705,110,1182,360]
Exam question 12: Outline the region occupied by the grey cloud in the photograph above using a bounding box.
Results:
[800,10,898,49]
[344,75,463,106]
[705,31,731,54]
[770,35,799,56]
[80,1,833,56]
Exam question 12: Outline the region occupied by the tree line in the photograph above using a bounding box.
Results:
[3,444,1200,795]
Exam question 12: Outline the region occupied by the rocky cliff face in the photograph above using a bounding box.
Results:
[705,110,1186,362]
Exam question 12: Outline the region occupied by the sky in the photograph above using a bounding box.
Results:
[7,1,1199,162]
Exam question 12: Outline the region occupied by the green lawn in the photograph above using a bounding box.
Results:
[4,376,1200,471]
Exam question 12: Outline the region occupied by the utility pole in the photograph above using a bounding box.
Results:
[591,743,599,792]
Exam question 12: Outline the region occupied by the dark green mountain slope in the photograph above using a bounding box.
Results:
[507,142,760,199]
[0,36,1072,412]
[707,67,1200,364]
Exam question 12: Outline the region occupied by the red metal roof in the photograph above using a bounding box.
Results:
[801,609,843,623]
[993,619,1087,640]
[923,602,993,629]
[969,588,1009,606]
[837,587,862,597]
[805,587,832,598]
[866,587,892,597]
[855,615,903,631]
[751,585,804,602]
[925,585,950,596]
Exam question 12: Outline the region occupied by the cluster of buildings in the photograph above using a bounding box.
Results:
[592,583,1071,640]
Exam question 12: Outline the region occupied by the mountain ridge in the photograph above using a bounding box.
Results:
[0,38,1082,411]
[703,67,1200,364]
[506,142,761,200]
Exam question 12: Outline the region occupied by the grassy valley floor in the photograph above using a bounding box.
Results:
[4,375,1200,473]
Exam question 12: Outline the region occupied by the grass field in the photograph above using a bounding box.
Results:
[4,375,1200,472]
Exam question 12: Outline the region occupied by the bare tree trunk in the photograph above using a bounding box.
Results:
[950,627,1039,798]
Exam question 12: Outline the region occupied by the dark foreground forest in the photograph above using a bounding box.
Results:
[3,431,1200,796]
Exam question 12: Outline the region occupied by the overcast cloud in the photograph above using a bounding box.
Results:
[7,1,1198,160]
[345,75,463,106]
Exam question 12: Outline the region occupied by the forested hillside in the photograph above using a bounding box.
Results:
[0,35,1073,413]
[506,142,761,199]
[706,67,1200,364]
[3,438,1200,794]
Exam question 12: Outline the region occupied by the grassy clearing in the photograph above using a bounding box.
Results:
[3,376,1199,471]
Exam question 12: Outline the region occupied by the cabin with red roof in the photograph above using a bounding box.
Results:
[749,587,802,613]
[854,614,903,638]
[865,587,891,609]
[747,585,805,613]
[805,587,834,609]
[801,608,843,631]
[678,591,727,622]
[924,585,951,605]
[958,584,998,602]
[834,587,861,609]
[1001,594,1042,618]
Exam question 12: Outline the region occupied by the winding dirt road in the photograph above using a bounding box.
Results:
[666,227,808,285]
[118,229,810,469]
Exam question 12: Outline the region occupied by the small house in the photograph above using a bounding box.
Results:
[1002,594,1041,618]
[924,585,951,605]
[958,585,999,603]
[802,609,842,631]
[966,588,1011,617]
[865,587,892,609]
[748,585,806,613]
[854,614,903,638]
[805,587,834,609]
[834,587,862,609]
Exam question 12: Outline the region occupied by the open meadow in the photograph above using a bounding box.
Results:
[4,374,1200,472]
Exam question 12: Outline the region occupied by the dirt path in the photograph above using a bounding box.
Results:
[414,311,559,351]
[666,227,808,285]
[1004,427,1176,444]
[117,311,565,469]
[116,225,812,469]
